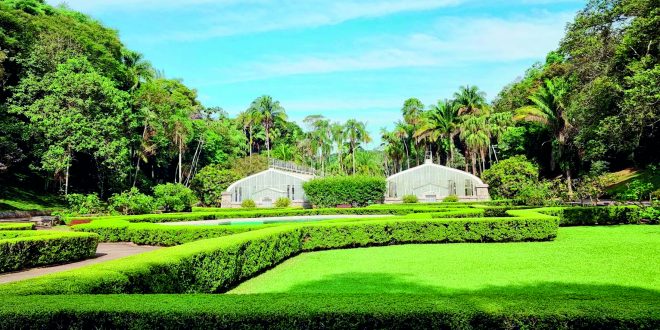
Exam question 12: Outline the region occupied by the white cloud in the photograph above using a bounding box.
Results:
[51,0,462,41]
[216,11,574,82]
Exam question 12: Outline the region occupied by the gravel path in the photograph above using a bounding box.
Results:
[0,243,160,284]
[160,214,394,226]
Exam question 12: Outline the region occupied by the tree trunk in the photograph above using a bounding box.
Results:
[133,158,140,187]
[566,167,573,197]
[471,153,477,176]
[178,134,183,184]
[64,145,71,195]
[403,140,410,170]
[352,143,356,175]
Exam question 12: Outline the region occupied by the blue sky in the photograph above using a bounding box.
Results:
[49,0,585,147]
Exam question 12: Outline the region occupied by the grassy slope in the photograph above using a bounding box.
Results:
[605,167,660,196]
[0,185,63,211]
[230,225,660,295]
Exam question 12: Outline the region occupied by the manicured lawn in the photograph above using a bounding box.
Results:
[230,225,660,296]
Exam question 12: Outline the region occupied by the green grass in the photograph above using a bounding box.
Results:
[230,225,660,295]
[0,185,63,211]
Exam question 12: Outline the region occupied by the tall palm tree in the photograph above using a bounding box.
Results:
[514,78,573,195]
[122,50,154,91]
[393,121,411,169]
[454,85,487,116]
[401,98,425,165]
[459,116,490,175]
[304,115,332,175]
[344,119,371,175]
[249,95,287,158]
[380,128,404,174]
[415,99,460,165]
[331,122,346,174]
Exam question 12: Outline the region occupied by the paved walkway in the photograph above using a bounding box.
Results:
[161,214,394,226]
[0,243,160,284]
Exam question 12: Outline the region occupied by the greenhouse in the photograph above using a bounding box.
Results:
[221,161,316,208]
[385,159,490,203]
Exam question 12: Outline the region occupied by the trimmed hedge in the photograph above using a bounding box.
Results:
[0,216,557,295]
[528,206,641,226]
[0,222,34,230]
[0,293,657,330]
[73,220,272,246]
[0,231,98,273]
[303,176,386,207]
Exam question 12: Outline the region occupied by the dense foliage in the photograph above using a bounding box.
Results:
[153,183,196,212]
[482,155,539,199]
[190,165,240,206]
[108,187,156,215]
[303,176,386,207]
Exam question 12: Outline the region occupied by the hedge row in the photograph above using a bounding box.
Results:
[0,293,656,330]
[73,206,447,224]
[0,216,557,295]
[516,206,642,226]
[303,176,386,207]
[0,231,98,273]
[72,220,272,246]
[0,222,34,230]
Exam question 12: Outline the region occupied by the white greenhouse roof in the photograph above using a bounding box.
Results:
[225,168,315,192]
[386,159,485,185]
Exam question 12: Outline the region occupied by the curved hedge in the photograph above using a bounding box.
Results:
[0,215,557,295]
[0,231,98,273]
[303,176,386,207]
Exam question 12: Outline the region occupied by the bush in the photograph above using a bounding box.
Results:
[402,195,418,203]
[65,193,105,215]
[482,155,539,199]
[303,176,386,208]
[442,195,459,202]
[108,188,156,215]
[0,223,34,230]
[533,206,641,226]
[0,231,98,272]
[241,199,256,208]
[191,166,241,206]
[275,197,291,208]
[0,215,558,295]
[614,179,655,201]
[153,183,197,212]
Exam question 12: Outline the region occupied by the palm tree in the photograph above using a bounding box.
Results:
[393,121,411,169]
[249,95,287,158]
[344,119,371,175]
[402,98,425,165]
[415,99,460,165]
[380,128,404,174]
[459,116,490,175]
[454,85,487,116]
[514,78,573,195]
[236,110,258,157]
[304,115,332,175]
[331,122,346,174]
[122,50,154,91]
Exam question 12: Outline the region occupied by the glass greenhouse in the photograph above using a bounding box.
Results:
[385,159,490,203]
[221,168,315,208]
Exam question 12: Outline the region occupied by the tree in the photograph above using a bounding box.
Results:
[415,99,460,165]
[482,155,540,199]
[344,119,371,175]
[393,121,412,169]
[454,85,487,116]
[514,78,574,195]
[401,98,425,165]
[122,50,153,91]
[331,122,346,174]
[459,115,490,175]
[8,56,131,195]
[248,95,286,158]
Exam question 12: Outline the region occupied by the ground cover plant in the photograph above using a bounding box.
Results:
[0,230,98,272]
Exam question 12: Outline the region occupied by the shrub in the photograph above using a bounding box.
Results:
[108,188,156,215]
[442,195,459,202]
[482,155,539,199]
[275,197,291,208]
[191,166,241,206]
[533,206,640,226]
[303,176,386,208]
[0,231,98,272]
[65,193,105,215]
[615,179,655,201]
[241,199,256,208]
[0,223,34,230]
[402,195,418,203]
[153,183,197,212]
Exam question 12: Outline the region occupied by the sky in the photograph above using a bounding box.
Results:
[49,0,585,147]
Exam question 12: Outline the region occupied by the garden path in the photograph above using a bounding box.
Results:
[0,243,160,284]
